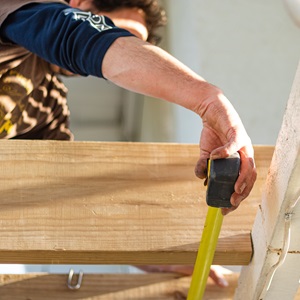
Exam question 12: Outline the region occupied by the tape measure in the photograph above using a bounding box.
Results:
[187,152,241,300]
[206,152,240,208]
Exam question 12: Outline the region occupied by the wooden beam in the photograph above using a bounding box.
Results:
[0,141,273,265]
[235,63,300,299]
[0,273,237,300]
[0,273,299,300]
[0,273,187,300]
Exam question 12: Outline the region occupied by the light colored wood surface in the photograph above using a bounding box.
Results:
[0,273,236,300]
[0,273,299,300]
[0,140,273,265]
[235,63,300,299]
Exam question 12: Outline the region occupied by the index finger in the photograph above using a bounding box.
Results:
[230,149,257,207]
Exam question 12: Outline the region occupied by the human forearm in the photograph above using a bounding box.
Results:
[103,36,257,214]
[102,37,217,113]
[102,36,243,144]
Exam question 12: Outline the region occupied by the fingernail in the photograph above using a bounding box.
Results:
[239,182,247,194]
[218,277,229,287]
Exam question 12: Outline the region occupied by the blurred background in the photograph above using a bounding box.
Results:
[3,0,300,276]
[66,0,300,145]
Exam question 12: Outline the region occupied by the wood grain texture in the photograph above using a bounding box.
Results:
[0,273,299,300]
[0,141,273,265]
[0,273,236,300]
[235,62,300,300]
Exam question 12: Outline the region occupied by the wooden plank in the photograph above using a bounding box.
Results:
[0,141,273,265]
[235,63,300,299]
[0,273,234,300]
[0,273,299,300]
[0,273,185,300]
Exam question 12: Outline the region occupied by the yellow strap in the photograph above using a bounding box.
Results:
[187,207,223,299]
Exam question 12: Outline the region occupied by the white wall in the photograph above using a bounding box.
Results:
[165,0,300,145]
[65,0,300,146]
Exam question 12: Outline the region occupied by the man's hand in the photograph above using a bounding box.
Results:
[102,37,257,214]
[194,90,257,215]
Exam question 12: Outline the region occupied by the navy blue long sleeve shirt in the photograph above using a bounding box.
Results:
[0,2,134,78]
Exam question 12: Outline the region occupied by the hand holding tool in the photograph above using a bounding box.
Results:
[187,153,240,300]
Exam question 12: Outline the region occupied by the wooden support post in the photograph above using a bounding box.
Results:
[235,63,300,299]
[0,140,272,265]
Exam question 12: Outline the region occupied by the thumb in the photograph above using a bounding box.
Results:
[195,153,210,179]
[210,141,240,160]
